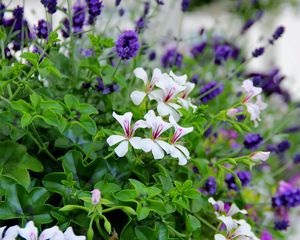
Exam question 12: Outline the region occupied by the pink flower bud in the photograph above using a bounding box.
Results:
[250,151,270,162]
[91,189,101,205]
[227,108,239,118]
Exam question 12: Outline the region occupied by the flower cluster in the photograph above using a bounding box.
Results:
[0,221,85,240]
[131,68,196,121]
[115,30,140,60]
[107,110,193,165]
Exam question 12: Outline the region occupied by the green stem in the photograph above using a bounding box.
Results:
[112,59,121,79]
[195,215,218,232]
[271,162,292,178]
[104,151,115,160]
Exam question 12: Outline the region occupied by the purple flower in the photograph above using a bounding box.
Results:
[144,2,150,16]
[225,174,239,191]
[277,140,290,153]
[252,47,264,57]
[181,0,190,12]
[0,4,5,25]
[156,0,164,5]
[214,43,239,65]
[135,17,145,33]
[199,81,224,103]
[72,3,86,35]
[41,0,57,14]
[272,183,300,209]
[274,220,289,231]
[261,230,272,240]
[293,153,300,164]
[115,30,140,60]
[61,18,70,38]
[161,48,183,68]
[204,177,217,195]
[237,171,251,186]
[115,0,122,6]
[13,5,24,21]
[271,26,285,43]
[225,171,251,191]
[148,51,156,61]
[36,19,48,39]
[86,0,103,25]
[190,41,206,58]
[241,19,255,34]
[243,133,263,150]
[118,8,125,16]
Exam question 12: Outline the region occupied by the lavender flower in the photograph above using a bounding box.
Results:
[252,47,264,57]
[225,174,239,191]
[61,18,70,38]
[204,177,217,195]
[161,48,183,68]
[115,0,122,6]
[115,30,140,60]
[156,0,164,5]
[272,186,300,209]
[0,4,5,25]
[274,220,289,231]
[243,133,263,150]
[72,3,86,35]
[86,0,103,25]
[272,26,285,41]
[237,171,251,186]
[277,140,290,153]
[190,41,206,58]
[214,43,239,65]
[241,19,255,34]
[148,51,156,61]
[144,2,150,16]
[36,19,48,39]
[199,81,224,103]
[135,17,145,33]
[118,8,125,17]
[294,153,300,164]
[181,0,190,12]
[41,0,57,14]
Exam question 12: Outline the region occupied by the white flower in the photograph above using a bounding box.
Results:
[215,216,259,240]
[64,227,86,240]
[169,71,188,85]
[250,151,270,162]
[241,80,262,103]
[130,67,163,105]
[18,221,38,240]
[149,74,186,121]
[245,95,267,127]
[39,226,65,240]
[106,112,147,157]
[91,189,101,205]
[168,117,193,165]
[227,108,239,118]
[208,197,247,217]
[0,225,20,240]
[139,110,172,159]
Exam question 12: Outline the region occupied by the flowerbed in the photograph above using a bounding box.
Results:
[0,0,299,239]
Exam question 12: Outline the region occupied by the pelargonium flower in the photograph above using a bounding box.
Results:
[106,112,147,157]
[215,216,259,240]
[130,67,163,105]
[86,0,103,24]
[241,79,267,126]
[0,225,19,239]
[41,0,57,14]
[208,197,247,217]
[36,19,48,39]
[161,48,183,68]
[250,151,270,162]
[139,110,172,159]
[168,116,193,165]
[91,189,101,205]
[149,73,185,121]
[115,30,140,60]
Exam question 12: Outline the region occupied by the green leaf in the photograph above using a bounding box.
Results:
[186,214,201,232]
[103,215,112,234]
[21,112,33,127]
[11,99,33,113]
[0,141,43,188]
[30,93,41,109]
[114,190,138,202]
[20,52,39,67]
[137,203,150,220]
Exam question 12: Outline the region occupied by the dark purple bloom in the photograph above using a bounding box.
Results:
[161,48,183,68]
[95,77,105,91]
[61,18,70,38]
[37,19,48,39]
[41,0,57,14]
[144,2,150,16]
[118,8,125,16]
[82,82,91,89]
[135,17,145,33]
[237,171,251,186]
[148,51,156,61]
[5,47,12,59]
[72,4,86,35]
[156,0,164,5]
[203,125,212,138]
[192,166,199,173]
[86,0,103,25]
[272,188,300,209]
[204,177,217,195]
[294,154,300,164]
[81,48,93,57]
[274,220,289,231]
[191,41,206,58]
[277,140,290,153]
[241,18,255,34]
[272,26,285,41]
[243,133,263,150]
[252,47,264,57]
[181,0,190,12]
[115,30,140,60]
[284,125,300,133]
[191,74,199,84]
[225,174,239,191]
[13,5,24,21]
[115,0,121,6]
[214,43,239,65]
[0,4,5,25]
[199,81,224,103]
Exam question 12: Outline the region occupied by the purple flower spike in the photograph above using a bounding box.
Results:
[115,30,140,60]
[161,48,183,68]
[37,19,48,39]
[41,0,57,14]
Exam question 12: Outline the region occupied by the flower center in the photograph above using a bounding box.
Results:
[124,119,132,138]
[152,123,164,139]
[171,128,183,143]
[164,87,176,102]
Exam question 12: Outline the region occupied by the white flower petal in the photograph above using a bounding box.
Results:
[114,140,129,157]
[175,144,190,159]
[4,225,20,239]
[129,137,142,149]
[64,227,86,240]
[169,71,187,85]
[112,112,133,134]
[19,221,38,240]
[218,216,237,233]
[214,234,227,240]
[157,102,170,117]
[148,89,164,101]
[151,143,164,159]
[140,138,154,152]
[250,151,270,162]
[130,90,147,105]
[39,226,62,240]
[133,67,148,85]
[150,68,163,88]
[227,203,247,216]
[156,140,171,154]
[242,79,262,102]
[107,135,126,146]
